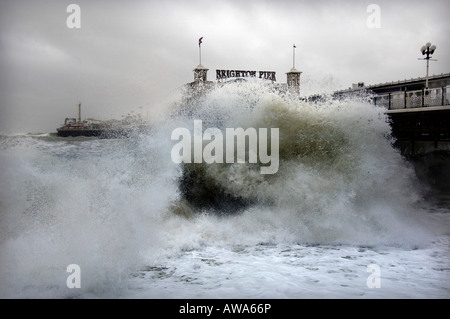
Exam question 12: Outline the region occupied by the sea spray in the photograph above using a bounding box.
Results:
[0,81,442,298]
[0,134,175,297]
[170,81,425,232]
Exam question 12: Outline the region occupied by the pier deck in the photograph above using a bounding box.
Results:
[334,73,450,155]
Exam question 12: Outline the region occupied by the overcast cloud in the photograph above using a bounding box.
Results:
[0,0,449,133]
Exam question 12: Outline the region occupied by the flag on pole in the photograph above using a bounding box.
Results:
[199,37,203,47]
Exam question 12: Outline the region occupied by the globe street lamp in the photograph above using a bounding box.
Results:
[420,42,437,90]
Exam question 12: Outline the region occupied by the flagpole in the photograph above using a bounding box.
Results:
[198,37,203,65]
[293,44,296,69]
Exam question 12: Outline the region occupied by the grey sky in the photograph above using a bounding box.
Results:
[0,0,449,133]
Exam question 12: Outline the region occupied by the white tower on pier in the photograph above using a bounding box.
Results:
[194,64,209,82]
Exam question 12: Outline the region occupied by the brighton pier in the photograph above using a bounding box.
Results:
[185,60,449,156]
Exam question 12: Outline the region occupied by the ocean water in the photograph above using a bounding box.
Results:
[0,82,449,299]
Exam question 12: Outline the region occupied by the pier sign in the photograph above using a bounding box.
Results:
[216,70,276,81]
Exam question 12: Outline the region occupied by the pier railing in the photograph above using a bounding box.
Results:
[374,86,450,110]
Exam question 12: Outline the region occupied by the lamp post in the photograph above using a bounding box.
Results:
[420,42,437,90]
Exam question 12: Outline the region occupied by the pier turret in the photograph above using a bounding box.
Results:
[193,64,209,82]
[286,67,302,94]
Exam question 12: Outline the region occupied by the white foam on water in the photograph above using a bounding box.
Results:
[0,81,448,298]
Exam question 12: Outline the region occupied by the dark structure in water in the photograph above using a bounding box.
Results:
[57,118,128,138]
[56,103,147,138]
